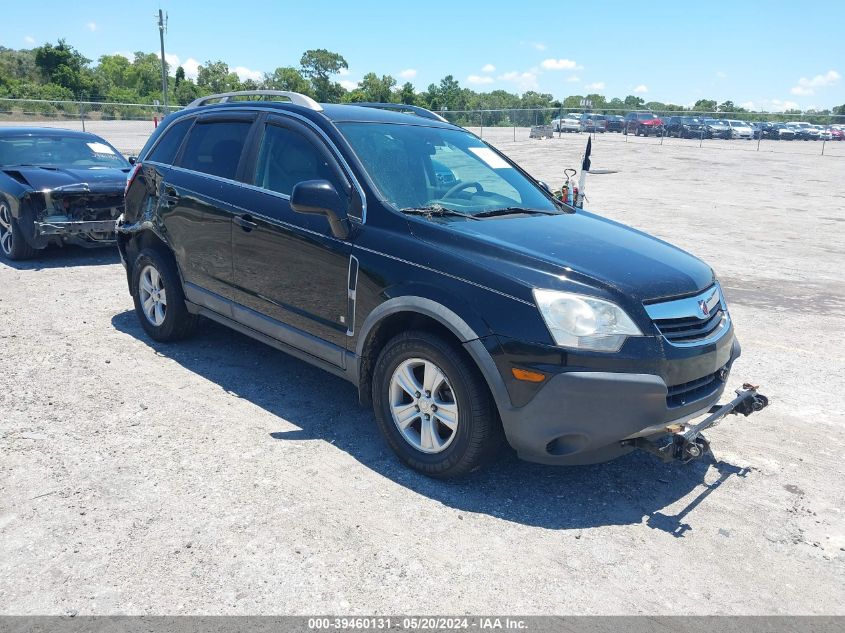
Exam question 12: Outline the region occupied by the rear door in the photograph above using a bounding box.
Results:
[163,113,257,311]
[230,114,354,365]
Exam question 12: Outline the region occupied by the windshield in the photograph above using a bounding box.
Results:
[0,135,128,168]
[337,122,558,216]
[637,113,658,120]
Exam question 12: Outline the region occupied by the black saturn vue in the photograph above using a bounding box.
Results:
[117,90,767,478]
[0,127,130,260]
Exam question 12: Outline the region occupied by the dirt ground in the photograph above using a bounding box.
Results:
[1,121,844,615]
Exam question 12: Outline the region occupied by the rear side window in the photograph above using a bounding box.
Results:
[178,120,252,180]
[147,117,193,164]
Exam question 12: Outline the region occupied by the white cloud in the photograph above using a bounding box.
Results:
[520,41,546,51]
[540,58,578,71]
[633,84,648,93]
[740,101,757,110]
[234,66,263,82]
[566,75,580,82]
[339,79,358,91]
[399,68,417,79]
[87,21,97,32]
[761,99,800,112]
[716,71,727,79]
[337,67,351,76]
[790,69,840,96]
[24,35,35,44]
[467,74,494,85]
[498,70,538,92]
[481,64,496,73]
[790,86,814,96]
[585,82,605,91]
[182,58,201,80]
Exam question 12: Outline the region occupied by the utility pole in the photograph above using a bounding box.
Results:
[157,9,169,112]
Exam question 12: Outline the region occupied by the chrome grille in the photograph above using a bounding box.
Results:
[644,284,730,346]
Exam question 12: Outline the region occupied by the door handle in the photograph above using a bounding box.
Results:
[233,214,258,232]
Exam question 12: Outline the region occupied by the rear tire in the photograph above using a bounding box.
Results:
[0,198,37,261]
[131,247,198,342]
[372,330,503,478]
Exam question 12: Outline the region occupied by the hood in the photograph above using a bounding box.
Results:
[412,211,714,303]
[4,166,129,193]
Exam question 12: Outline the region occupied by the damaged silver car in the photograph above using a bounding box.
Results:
[0,127,130,260]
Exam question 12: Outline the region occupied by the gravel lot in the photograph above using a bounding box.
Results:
[1,121,844,615]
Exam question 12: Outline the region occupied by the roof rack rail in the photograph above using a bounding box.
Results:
[353,103,448,123]
[187,90,323,111]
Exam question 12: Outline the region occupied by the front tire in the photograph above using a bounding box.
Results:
[0,198,37,261]
[131,247,198,342]
[372,331,503,478]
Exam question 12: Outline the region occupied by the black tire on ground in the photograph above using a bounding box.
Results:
[131,247,198,342]
[372,330,504,478]
[0,197,37,261]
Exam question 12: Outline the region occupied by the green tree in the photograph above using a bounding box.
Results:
[694,99,717,112]
[263,66,311,94]
[129,52,166,97]
[173,79,200,106]
[299,49,348,102]
[175,66,185,86]
[33,39,91,94]
[623,95,645,109]
[397,81,416,105]
[197,60,240,93]
[358,73,397,103]
[96,54,132,91]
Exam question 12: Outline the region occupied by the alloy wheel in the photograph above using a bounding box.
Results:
[0,202,13,256]
[389,357,459,454]
[138,264,167,326]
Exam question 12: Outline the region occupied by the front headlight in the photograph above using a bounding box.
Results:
[533,289,642,352]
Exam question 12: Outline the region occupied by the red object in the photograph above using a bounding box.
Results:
[153,116,158,128]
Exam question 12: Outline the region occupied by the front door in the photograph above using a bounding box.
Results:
[231,116,353,366]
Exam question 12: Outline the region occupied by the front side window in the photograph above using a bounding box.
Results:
[178,120,252,180]
[252,124,342,196]
[338,122,558,215]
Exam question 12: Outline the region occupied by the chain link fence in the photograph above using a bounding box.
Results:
[1,98,843,157]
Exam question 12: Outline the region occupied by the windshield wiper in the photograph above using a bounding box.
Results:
[400,205,480,220]
[473,207,559,218]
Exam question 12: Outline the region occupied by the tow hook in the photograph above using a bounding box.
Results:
[623,384,769,463]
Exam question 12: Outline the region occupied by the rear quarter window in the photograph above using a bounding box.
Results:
[147,117,193,165]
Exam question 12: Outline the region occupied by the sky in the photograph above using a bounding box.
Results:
[3,0,843,111]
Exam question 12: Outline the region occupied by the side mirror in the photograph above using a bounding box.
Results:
[127,155,137,165]
[290,180,349,240]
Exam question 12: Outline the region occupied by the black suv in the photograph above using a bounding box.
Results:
[665,116,707,139]
[118,90,744,477]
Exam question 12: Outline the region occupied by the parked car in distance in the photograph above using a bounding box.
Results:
[118,90,745,477]
[623,111,664,136]
[0,127,130,261]
[815,125,831,141]
[828,127,844,141]
[702,119,731,139]
[605,115,625,132]
[753,122,779,140]
[579,113,607,133]
[791,122,815,140]
[727,120,754,140]
[774,123,795,140]
[552,115,580,133]
[665,116,706,138]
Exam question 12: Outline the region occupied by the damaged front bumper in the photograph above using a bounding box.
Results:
[24,189,123,248]
[622,384,770,463]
